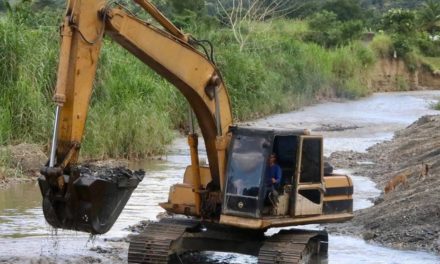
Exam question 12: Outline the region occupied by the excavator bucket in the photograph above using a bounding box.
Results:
[38,165,144,234]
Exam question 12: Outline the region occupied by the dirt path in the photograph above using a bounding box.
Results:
[326,115,440,254]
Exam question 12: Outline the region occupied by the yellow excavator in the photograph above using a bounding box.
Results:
[38,0,354,263]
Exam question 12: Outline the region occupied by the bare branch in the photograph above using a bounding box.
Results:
[216,0,304,50]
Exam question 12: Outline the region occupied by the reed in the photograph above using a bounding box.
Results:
[0,9,377,159]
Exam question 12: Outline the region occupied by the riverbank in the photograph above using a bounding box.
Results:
[0,144,46,189]
[0,144,135,189]
[326,115,440,254]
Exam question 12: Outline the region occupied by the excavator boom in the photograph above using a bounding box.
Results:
[39,0,232,234]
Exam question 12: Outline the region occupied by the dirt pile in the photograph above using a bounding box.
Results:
[7,143,47,174]
[0,144,47,188]
[327,115,440,254]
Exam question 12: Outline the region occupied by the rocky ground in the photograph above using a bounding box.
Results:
[326,115,440,254]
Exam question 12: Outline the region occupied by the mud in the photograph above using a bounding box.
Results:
[77,164,145,184]
[326,115,440,254]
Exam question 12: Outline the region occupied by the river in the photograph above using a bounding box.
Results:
[0,91,439,263]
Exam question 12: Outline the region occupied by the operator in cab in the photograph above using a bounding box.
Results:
[265,153,282,204]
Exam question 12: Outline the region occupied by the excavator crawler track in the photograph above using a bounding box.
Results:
[128,218,327,264]
[128,219,198,264]
[257,229,328,264]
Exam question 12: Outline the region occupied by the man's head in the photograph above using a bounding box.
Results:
[269,153,277,166]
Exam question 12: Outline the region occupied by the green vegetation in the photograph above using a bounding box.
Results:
[0,1,179,159]
[370,33,393,57]
[0,4,58,146]
[420,56,440,72]
[0,0,438,159]
[418,0,440,35]
[81,42,179,159]
[305,10,364,48]
[376,2,440,70]
[0,148,24,179]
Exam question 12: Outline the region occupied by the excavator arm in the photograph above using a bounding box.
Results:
[40,0,233,234]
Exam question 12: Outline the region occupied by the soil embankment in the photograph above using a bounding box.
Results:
[369,58,440,91]
[327,115,440,254]
[0,144,47,188]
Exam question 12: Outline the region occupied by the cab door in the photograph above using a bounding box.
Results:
[293,136,324,216]
[223,134,271,219]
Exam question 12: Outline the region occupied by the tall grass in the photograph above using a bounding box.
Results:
[419,56,440,72]
[0,13,57,145]
[82,42,179,158]
[0,10,180,158]
[370,33,393,58]
[331,42,375,98]
[0,7,377,159]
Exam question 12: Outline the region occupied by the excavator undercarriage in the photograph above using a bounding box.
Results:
[128,218,328,264]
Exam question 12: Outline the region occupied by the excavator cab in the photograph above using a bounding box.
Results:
[223,126,326,220]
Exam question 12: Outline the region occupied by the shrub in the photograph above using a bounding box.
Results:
[381,8,417,57]
[403,51,420,72]
[382,8,417,35]
[331,45,371,98]
[370,33,393,58]
[396,76,410,91]
[417,37,440,57]
[305,11,341,47]
[306,11,364,47]
[340,20,364,42]
[352,41,376,67]
[322,0,363,22]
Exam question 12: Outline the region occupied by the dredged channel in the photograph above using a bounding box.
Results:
[0,91,439,263]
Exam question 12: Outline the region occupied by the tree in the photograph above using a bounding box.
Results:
[169,0,205,16]
[32,0,57,9]
[305,10,364,48]
[282,0,321,19]
[382,8,417,35]
[381,8,417,57]
[305,11,341,47]
[322,0,363,22]
[165,0,208,29]
[418,0,440,35]
[216,0,303,51]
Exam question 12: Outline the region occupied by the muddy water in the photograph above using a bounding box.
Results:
[0,91,439,263]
